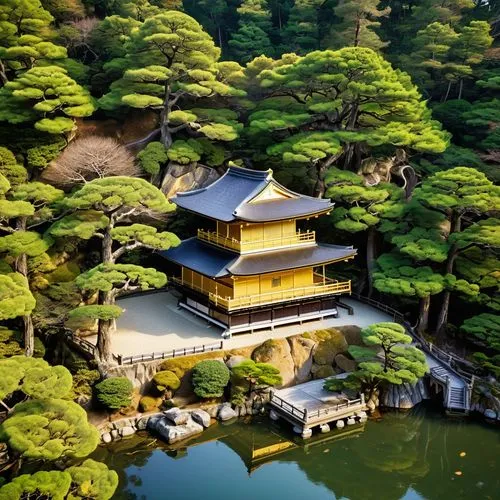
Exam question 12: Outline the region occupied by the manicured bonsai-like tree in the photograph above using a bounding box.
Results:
[0,460,119,500]
[325,322,428,397]
[94,377,133,410]
[0,356,71,412]
[152,370,181,398]
[192,360,230,399]
[66,459,119,500]
[231,360,282,396]
[0,470,72,500]
[0,398,100,460]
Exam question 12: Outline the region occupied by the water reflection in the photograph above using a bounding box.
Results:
[95,404,499,500]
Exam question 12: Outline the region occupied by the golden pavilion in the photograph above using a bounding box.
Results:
[162,166,356,335]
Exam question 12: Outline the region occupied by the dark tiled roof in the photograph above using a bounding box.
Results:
[171,166,332,222]
[160,237,237,278]
[161,238,357,278]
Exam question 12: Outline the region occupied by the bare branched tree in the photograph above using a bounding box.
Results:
[43,136,140,188]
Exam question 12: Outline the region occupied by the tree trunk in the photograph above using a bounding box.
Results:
[14,218,34,357]
[354,17,361,47]
[443,80,452,102]
[96,290,114,363]
[457,78,463,100]
[160,83,173,148]
[366,226,376,298]
[418,295,430,335]
[102,225,114,265]
[435,212,461,337]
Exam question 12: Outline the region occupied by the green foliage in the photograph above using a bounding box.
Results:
[0,398,99,459]
[137,142,168,175]
[139,395,161,412]
[69,305,124,321]
[0,470,71,500]
[460,314,500,352]
[94,377,133,410]
[327,0,390,51]
[373,253,446,299]
[0,273,36,321]
[0,66,95,134]
[59,176,175,214]
[152,370,180,394]
[22,365,72,400]
[66,459,119,500]
[191,360,230,399]
[231,359,282,394]
[70,369,101,400]
[75,264,167,294]
[325,322,428,393]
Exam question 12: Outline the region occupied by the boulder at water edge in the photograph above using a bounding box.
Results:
[147,415,203,444]
[163,407,189,425]
[218,405,237,421]
[191,409,211,428]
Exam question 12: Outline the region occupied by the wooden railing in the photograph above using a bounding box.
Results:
[271,393,365,423]
[114,340,224,366]
[64,331,96,358]
[197,228,316,253]
[210,280,351,311]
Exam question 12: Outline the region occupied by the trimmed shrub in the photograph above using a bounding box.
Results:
[94,377,133,410]
[152,370,180,395]
[139,395,161,412]
[192,360,230,399]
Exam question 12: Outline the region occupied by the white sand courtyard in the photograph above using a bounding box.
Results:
[86,291,392,358]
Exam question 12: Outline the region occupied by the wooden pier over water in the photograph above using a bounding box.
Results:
[270,378,368,438]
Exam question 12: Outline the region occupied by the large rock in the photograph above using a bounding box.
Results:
[334,353,356,373]
[288,336,315,384]
[381,380,430,409]
[161,162,219,199]
[191,409,211,428]
[311,364,335,379]
[163,407,189,426]
[218,404,237,421]
[339,325,364,346]
[252,339,295,387]
[147,415,203,444]
[312,329,348,366]
[484,409,497,419]
[120,426,135,437]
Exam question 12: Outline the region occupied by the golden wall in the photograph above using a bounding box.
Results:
[233,268,313,297]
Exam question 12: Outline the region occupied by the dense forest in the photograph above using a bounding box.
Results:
[0,1,498,497]
[0,0,499,368]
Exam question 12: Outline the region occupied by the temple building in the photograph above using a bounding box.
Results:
[161,166,356,335]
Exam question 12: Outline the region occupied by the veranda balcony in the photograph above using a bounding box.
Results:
[172,275,351,312]
[197,228,316,253]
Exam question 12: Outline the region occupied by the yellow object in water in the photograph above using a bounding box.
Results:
[459,452,466,457]
[455,471,463,476]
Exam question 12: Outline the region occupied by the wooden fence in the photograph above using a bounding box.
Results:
[113,340,224,365]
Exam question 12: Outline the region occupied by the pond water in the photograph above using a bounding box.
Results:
[93,404,499,500]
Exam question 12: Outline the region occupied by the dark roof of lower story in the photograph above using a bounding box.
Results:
[160,238,357,278]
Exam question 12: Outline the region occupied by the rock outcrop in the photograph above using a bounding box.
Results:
[161,162,219,199]
[287,336,315,384]
[381,379,430,409]
[252,339,295,387]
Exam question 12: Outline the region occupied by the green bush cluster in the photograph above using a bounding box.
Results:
[152,370,180,395]
[94,377,133,410]
[139,395,161,412]
[192,360,230,399]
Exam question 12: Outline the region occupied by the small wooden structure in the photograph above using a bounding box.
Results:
[162,166,356,335]
[269,378,367,438]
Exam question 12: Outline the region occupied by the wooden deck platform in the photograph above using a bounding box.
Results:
[269,378,368,438]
